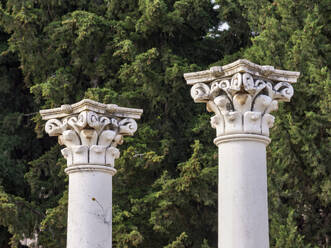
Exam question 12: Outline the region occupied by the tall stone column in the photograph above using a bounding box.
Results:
[40,99,143,248]
[184,60,300,248]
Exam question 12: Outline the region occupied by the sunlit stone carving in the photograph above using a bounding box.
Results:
[40,99,143,168]
[184,59,299,137]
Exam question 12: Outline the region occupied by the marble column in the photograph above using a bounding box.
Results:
[184,59,300,248]
[40,99,143,248]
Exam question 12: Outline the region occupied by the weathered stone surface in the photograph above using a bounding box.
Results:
[184,59,299,137]
[184,60,299,248]
[40,99,143,167]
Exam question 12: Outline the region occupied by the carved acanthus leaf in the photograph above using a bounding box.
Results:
[189,72,294,137]
[44,110,138,167]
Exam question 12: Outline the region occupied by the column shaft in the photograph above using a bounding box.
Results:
[216,135,269,248]
[66,166,116,248]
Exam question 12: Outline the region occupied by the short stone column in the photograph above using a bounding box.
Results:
[184,60,300,248]
[40,99,143,248]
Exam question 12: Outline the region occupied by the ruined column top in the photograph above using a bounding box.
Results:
[40,98,143,120]
[40,99,143,170]
[184,59,300,85]
[184,59,300,139]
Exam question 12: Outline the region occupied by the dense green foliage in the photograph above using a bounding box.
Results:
[0,0,329,247]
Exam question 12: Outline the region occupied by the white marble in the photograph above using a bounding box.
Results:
[184,59,300,85]
[66,165,115,248]
[215,135,270,248]
[184,59,300,248]
[187,69,296,137]
[40,99,143,248]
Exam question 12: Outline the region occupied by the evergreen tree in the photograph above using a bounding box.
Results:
[0,27,48,247]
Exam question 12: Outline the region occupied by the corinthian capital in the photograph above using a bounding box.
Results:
[40,99,143,167]
[184,59,300,137]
